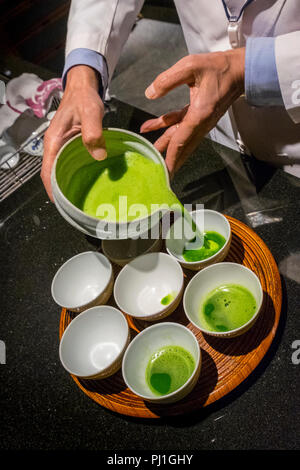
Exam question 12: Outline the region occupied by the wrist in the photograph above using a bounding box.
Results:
[65,65,99,92]
[225,47,245,97]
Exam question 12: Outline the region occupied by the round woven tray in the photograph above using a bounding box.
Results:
[59,216,282,418]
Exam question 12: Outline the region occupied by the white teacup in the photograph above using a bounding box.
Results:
[59,306,130,379]
[51,251,113,312]
[122,322,201,403]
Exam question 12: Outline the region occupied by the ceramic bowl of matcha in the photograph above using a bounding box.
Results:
[183,262,263,338]
[166,209,232,271]
[122,322,201,403]
[51,129,181,240]
[113,252,184,321]
[59,306,130,379]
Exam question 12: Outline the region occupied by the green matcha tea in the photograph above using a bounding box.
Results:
[183,231,226,262]
[145,345,195,396]
[199,284,257,332]
[64,149,204,247]
[65,151,180,221]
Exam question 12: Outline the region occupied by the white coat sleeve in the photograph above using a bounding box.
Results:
[65,0,145,80]
[275,30,300,124]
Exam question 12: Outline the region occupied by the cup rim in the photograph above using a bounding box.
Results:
[51,129,170,227]
[113,252,184,318]
[59,305,129,377]
[122,322,201,400]
[51,251,112,310]
[165,209,232,266]
[183,262,263,336]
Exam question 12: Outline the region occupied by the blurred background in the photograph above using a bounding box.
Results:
[0,0,189,115]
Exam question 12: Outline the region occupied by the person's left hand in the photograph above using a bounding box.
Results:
[140,48,245,178]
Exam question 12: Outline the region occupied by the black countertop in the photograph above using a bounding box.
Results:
[1,99,300,452]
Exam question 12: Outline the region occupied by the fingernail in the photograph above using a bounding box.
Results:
[92,148,107,161]
[145,83,156,99]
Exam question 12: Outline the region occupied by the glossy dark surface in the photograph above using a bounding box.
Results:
[0,99,300,451]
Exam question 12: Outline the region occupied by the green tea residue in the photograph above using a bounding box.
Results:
[160,292,176,306]
[199,284,257,332]
[183,231,226,262]
[145,345,195,396]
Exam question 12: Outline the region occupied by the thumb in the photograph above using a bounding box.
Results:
[145,55,196,99]
[81,103,107,161]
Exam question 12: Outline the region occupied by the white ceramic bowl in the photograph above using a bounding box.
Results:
[51,251,113,312]
[183,262,263,338]
[166,209,231,271]
[122,322,201,403]
[59,306,130,379]
[51,129,170,240]
[114,252,184,321]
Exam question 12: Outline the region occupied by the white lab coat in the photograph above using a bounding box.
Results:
[65,0,300,177]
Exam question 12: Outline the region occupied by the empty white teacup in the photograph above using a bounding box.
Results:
[51,251,113,312]
[59,305,130,379]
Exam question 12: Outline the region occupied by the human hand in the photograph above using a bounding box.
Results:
[41,65,106,201]
[140,48,245,178]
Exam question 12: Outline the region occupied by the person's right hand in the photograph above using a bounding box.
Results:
[41,65,107,201]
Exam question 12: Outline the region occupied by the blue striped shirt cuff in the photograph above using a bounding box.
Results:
[62,48,108,100]
[245,37,283,107]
